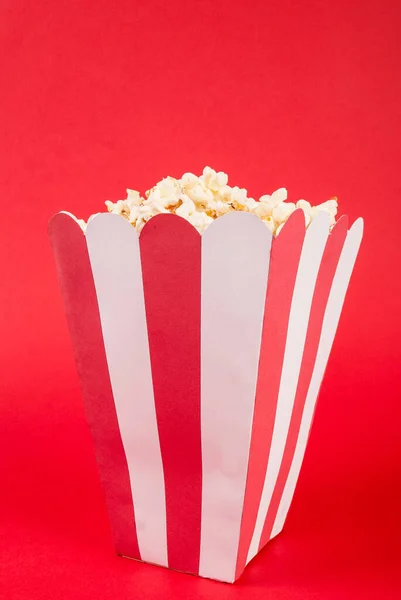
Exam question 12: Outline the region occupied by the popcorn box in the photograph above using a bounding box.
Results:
[49,208,363,583]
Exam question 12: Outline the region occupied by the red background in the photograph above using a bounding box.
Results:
[1,0,400,598]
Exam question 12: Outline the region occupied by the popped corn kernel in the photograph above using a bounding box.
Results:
[215,200,232,217]
[199,166,215,188]
[296,199,315,218]
[135,204,154,233]
[128,205,140,225]
[181,173,200,189]
[272,202,296,225]
[187,210,214,233]
[187,183,214,208]
[146,195,169,215]
[244,197,259,212]
[208,170,229,192]
[230,186,248,209]
[126,189,142,209]
[253,201,273,219]
[262,215,276,234]
[259,187,288,209]
[109,199,129,216]
[216,185,233,203]
[176,197,196,219]
[86,169,340,236]
[295,201,313,227]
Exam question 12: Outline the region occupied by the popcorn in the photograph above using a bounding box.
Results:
[187,210,214,233]
[259,187,288,210]
[216,185,232,203]
[126,189,142,209]
[157,178,181,206]
[105,199,129,215]
[181,172,199,189]
[96,168,340,236]
[296,199,313,214]
[314,198,338,225]
[135,204,154,233]
[295,201,313,227]
[230,186,248,210]
[186,183,214,208]
[145,194,169,215]
[272,202,296,225]
[253,201,273,220]
[176,197,196,219]
[262,216,276,234]
[203,168,229,192]
[296,198,338,226]
[215,200,232,217]
[128,206,140,224]
[199,166,228,191]
[244,198,259,212]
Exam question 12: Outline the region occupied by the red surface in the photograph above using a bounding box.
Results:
[48,214,140,559]
[140,215,202,574]
[0,0,400,598]
[236,209,305,579]
[259,216,348,550]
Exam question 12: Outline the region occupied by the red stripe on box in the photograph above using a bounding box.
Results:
[139,214,202,575]
[48,213,140,558]
[258,216,349,550]
[235,209,306,580]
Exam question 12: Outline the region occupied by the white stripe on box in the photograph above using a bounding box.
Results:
[86,213,168,567]
[270,218,364,540]
[199,212,272,583]
[247,212,330,563]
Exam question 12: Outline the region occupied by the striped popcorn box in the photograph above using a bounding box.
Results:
[49,208,363,583]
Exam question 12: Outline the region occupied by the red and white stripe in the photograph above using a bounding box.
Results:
[86,214,168,567]
[49,209,363,583]
[199,212,271,582]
